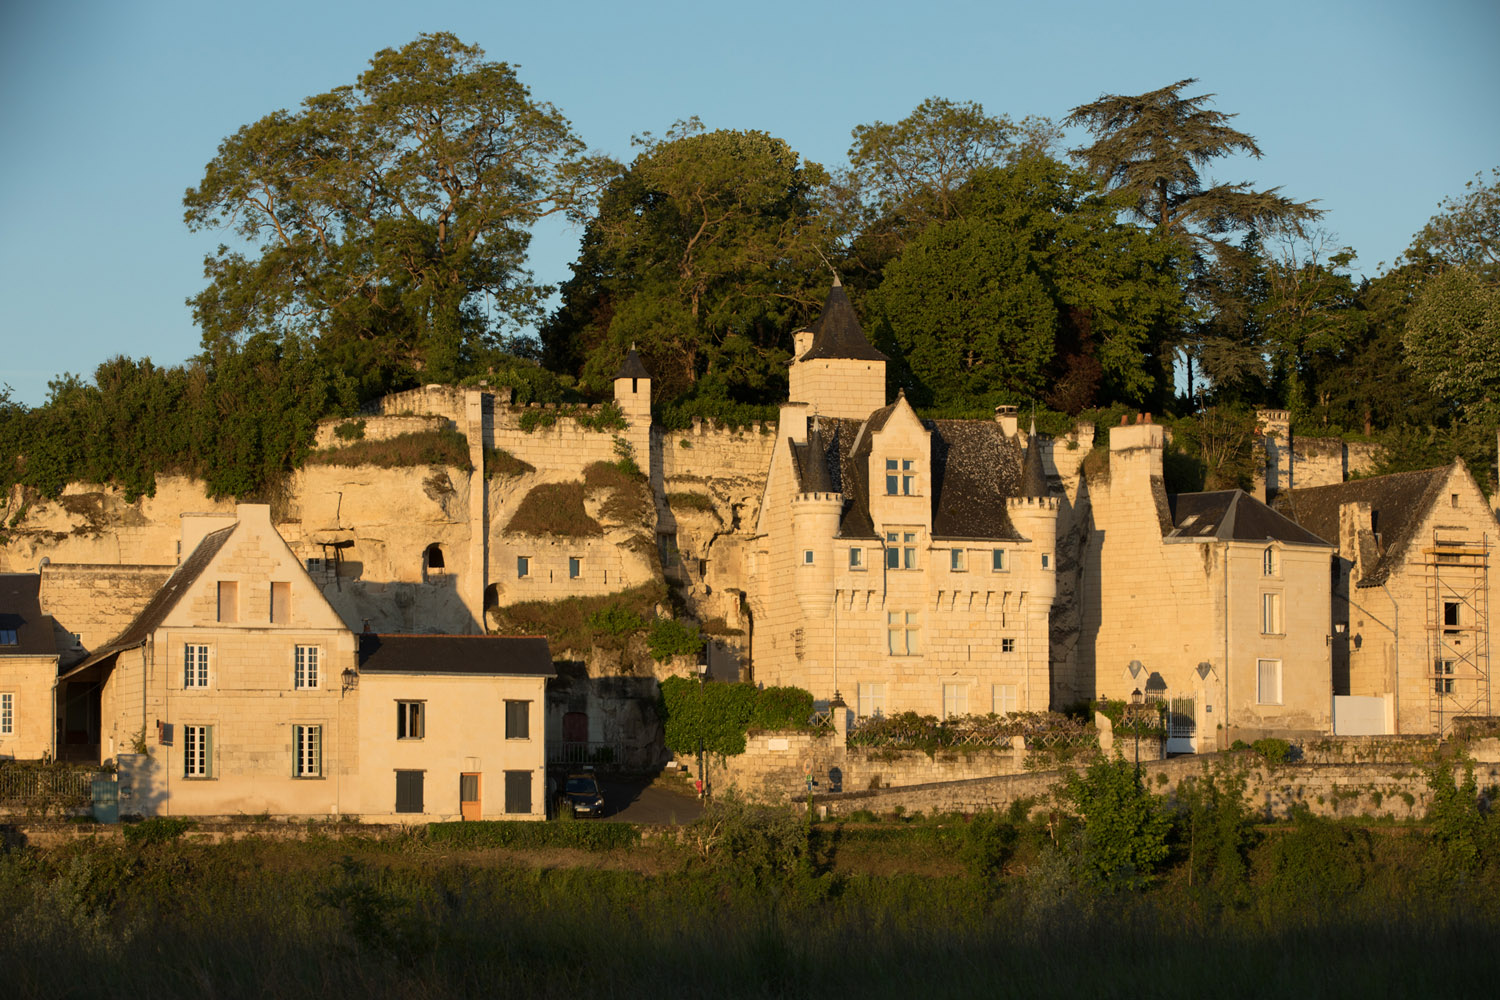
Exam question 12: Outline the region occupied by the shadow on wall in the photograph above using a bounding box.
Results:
[116,752,168,818]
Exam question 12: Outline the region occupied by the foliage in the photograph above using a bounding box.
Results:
[121,817,195,847]
[502,481,601,537]
[484,447,535,478]
[646,617,704,663]
[748,687,815,732]
[686,796,815,889]
[1249,738,1294,766]
[518,401,626,433]
[582,459,650,525]
[658,676,759,757]
[487,583,666,656]
[665,491,715,512]
[585,602,646,637]
[185,33,614,386]
[333,420,366,441]
[1402,267,1500,424]
[847,710,1095,756]
[1174,763,1255,905]
[304,428,471,470]
[1405,166,1500,276]
[1263,808,1371,915]
[426,819,639,851]
[1423,757,1490,878]
[1061,755,1172,888]
[959,811,1019,884]
[316,856,436,961]
[655,396,778,431]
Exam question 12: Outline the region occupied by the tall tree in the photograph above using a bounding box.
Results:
[543,122,833,405]
[1402,267,1500,424]
[184,33,614,390]
[1406,167,1500,277]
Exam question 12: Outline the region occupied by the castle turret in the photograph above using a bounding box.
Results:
[1009,424,1060,607]
[612,346,652,470]
[788,278,888,420]
[791,423,843,617]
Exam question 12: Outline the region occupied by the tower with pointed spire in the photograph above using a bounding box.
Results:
[612,345,652,470]
[788,279,889,420]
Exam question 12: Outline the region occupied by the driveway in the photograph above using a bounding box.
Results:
[601,775,703,825]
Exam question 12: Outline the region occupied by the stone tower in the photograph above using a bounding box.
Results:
[612,346,652,471]
[788,279,888,420]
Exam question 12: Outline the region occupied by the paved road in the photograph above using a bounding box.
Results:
[600,776,703,825]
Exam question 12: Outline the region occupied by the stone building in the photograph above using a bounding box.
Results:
[1275,460,1496,735]
[745,282,1060,719]
[1077,418,1336,747]
[0,575,62,761]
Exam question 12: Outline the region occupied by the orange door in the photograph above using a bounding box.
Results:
[460,772,481,821]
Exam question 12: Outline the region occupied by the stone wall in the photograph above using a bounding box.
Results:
[313,415,449,449]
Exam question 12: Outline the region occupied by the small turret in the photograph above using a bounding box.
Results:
[612,345,652,467]
[791,422,843,617]
[1009,418,1059,605]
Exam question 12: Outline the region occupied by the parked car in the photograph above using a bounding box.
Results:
[557,773,606,818]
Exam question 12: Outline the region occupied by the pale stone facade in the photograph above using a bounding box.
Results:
[1077,420,1335,745]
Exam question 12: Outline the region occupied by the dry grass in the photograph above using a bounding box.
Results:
[486,447,536,478]
[666,491,716,513]
[504,481,602,536]
[490,582,668,656]
[305,429,472,470]
[585,461,651,526]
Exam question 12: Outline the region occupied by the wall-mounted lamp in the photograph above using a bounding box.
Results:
[341,667,359,695]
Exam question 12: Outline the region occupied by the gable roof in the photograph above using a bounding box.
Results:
[0,574,59,658]
[358,634,555,677]
[797,282,888,363]
[1273,464,1459,586]
[57,525,239,679]
[1166,490,1330,546]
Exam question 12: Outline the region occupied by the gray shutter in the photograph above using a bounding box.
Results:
[504,770,531,814]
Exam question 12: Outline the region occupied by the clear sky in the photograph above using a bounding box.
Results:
[2,0,1496,407]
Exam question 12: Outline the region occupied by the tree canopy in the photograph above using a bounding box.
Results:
[184,33,614,391]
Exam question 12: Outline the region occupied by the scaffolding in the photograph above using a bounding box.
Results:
[1424,530,1491,734]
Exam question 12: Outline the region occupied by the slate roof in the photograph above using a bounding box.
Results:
[1019,423,1047,499]
[358,634,555,677]
[0,574,59,658]
[796,282,889,363]
[58,525,238,679]
[1166,490,1329,546]
[790,410,1029,541]
[1272,464,1455,587]
[613,348,651,381]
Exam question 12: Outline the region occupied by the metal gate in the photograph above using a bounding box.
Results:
[91,776,119,824]
[1165,697,1197,754]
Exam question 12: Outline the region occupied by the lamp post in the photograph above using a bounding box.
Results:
[696,654,709,800]
[1129,687,1144,778]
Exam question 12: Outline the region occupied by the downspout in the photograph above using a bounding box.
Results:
[1382,582,1400,735]
[49,668,60,762]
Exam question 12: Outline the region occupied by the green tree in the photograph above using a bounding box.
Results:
[1062,755,1172,889]
[1407,167,1500,277]
[1402,267,1500,423]
[543,122,832,407]
[1259,233,1368,422]
[185,33,613,391]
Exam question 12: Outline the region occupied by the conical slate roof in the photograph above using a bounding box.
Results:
[799,422,836,493]
[1019,419,1048,498]
[798,279,889,363]
[613,347,651,381]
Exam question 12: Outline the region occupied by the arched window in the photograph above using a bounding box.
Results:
[1262,546,1277,577]
[424,544,445,571]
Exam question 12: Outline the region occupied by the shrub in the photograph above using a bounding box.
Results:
[503,481,602,536]
[333,419,366,441]
[584,459,649,525]
[1062,756,1171,889]
[1250,738,1295,765]
[426,820,639,851]
[1263,808,1370,914]
[485,447,535,478]
[749,687,815,731]
[305,429,471,470]
[586,603,646,637]
[488,583,666,657]
[647,617,704,662]
[960,812,1018,884]
[666,492,716,513]
[122,817,195,846]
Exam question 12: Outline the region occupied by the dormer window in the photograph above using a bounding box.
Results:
[885,458,916,495]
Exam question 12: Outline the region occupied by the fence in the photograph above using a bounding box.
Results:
[547,741,624,768]
[0,762,108,813]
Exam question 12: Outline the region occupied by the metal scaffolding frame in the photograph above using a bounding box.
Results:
[1424,530,1491,734]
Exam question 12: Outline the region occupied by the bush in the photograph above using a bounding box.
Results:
[647,617,704,662]
[503,481,602,536]
[1263,808,1370,915]
[1250,738,1295,765]
[586,603,646,637]
[1062,756,1171,889]
[426,820,639,851]
[666,492,716,512]
[122,817,195,846]
[333,419,366,441]
[305,429,472,470]
[749,687,815,731]
[485,447,535,478]
[960,812,1018,884]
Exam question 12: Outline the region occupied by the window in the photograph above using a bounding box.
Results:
[505,700,531,740]
[270,581,290,624]
[0,629,16,645]
[803,550,815,565]
[885,531,917,570]
[950,548,966,572]
[0,692,12,735]
[942,683,968,719]
[217,581,238,623]
[1041,554,1050,570]
[294,645,320,690]
[70,633,82,649]
[184,724,213,778]
[857,682,887,719]
[569,556,581,579]
[887,611,919,655]
[993,684,1018,716]
[1452,493,1460,509]
[397,701,425,740]
[1001,637,1016,653]
[1256,659,1282,705]
[1444,601,1461,633]
[1435,658,1456,694]
[991,549,1006,572]
[293,724,322,777]
[849,548,865,571]
[306,557,324,575]
[424,543,445,570]
[1262,593,1283,635]
[885,458,916,495]
[1263,547,1278,577]
[504,770,532,814]
[517,556,530,578]
[184,644,210,689]
[395,770,424,813]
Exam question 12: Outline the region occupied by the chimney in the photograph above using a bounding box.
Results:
[994,405,1019,437]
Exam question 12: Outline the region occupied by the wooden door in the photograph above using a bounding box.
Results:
[460,772,481,821]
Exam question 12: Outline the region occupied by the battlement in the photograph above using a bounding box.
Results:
[792,491,844,505]
[1006,495,1058,511]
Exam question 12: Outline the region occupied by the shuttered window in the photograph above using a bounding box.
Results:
[505,700,530,740]
[395,770,424,813]
[504,770,532,814]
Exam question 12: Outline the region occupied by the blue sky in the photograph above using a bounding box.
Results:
[2,0,1496,406]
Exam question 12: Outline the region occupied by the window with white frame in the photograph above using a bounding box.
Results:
[1261,593,1283,635]
[885,531,917,570]
[1435,658,1456,694]
[569,556,581,579]
[849,547,865,570]
[1263,546,1278,577]
[183,724,213,777]
[857,682,887,719]
[991,549,1006,572]
[397,701,425,740]
[942,682,968,719]
[887,611,919,655]
[294,645,320,690]
[184,644,210,689]
[293,724,322,777]
[517,556,530,578]
[803,549,815,565]
[993,684,1018,715]
[0,692,13,735]
[885,458,916,495]
[950,548,966,571]
[1256,659,1282,705]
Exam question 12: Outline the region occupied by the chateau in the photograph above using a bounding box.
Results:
[3,284,1498,812]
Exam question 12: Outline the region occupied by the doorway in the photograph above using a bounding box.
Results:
[460,772,482,821]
